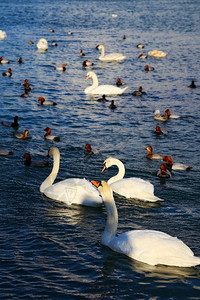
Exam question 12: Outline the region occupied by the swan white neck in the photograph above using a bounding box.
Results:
[99,45,105,58]
[40,148,60,193]
[90,72,99,89]
[107,158,125,185]
[101,188,118,246]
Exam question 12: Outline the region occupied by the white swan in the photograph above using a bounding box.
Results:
[37,38,48,51]
[0,30,7,40]
[40,147,102,207]
[85,71,128,95]
[101,157,162,202]
[148,49,167,58]
[91,180,200,267]
[97,44,126,62]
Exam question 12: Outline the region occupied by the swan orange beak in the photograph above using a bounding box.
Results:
[101,165,107,173]
[86,75,90,81]
[91,180,101,188]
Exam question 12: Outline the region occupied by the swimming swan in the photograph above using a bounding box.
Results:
[37,38,48,51]
[85,71,128,95]
[40,147,102,207]
[97,44,126,62]
[101,157,162,202]
[148,49,167,58]
[0,30,7,40]
[91,180,200,267]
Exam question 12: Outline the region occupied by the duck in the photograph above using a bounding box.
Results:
[20,90,29,98]
[28,40,34,45]
[154,110,169,122]
[0,30,7,40]
[155,126,167,135]
[38,97,57,106]
[82,60,94,68]
[67,31,73,35]
[97,95,108,102]
[96,44,126,62]
[157,164,171,178]
[91,180,200,267]
[145,65,154,71]
[13,129,29,140]
[85,71,128,95]
[51,41,57,46]
[189,80,196,88]
[132,86,143,96]
[40,147,102,207]
[101,157,162,202]
[148,49,167,58]
[109,100,117,109]
[163,156,192,171]
[16,57,22,64]
[80,50,85,56]
[165,109,180,119]
[49,28,54,32]
[0,57,10,64]
[0,149,14,156]
[2,68,12,77]
[54,64,66,71]
[138,53,147,59]
[37,38,48,51]
[84,144,94,155]
[137,43,144,49]
[145,146,164,160]
[122,35,126,40]
[1,116,19,128]
[116,78,125,87]
[44,127,60,141]
[22,79,32,91]
[23,153,49,167]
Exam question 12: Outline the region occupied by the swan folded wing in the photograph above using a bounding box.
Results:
[85,85,128,95]
[100,53,126,62]
[111,230,196,266]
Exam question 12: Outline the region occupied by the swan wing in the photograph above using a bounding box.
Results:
[110,230,200,267]
[100,53,126,62]
[85,85,128,95]
[110,178,162,202]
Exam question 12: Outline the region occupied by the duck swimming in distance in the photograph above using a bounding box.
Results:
[38,97,57,106]
[145,145,164,160]
[23,153,49,167]
[1,116,19,128]
[13,129,29,140]
[163,156,192,171]
[44,127,60,141]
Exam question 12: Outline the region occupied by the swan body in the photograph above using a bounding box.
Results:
[0,30,7,40]
[154,110,169,122]
[101,157,162,202]
[92,181,200,267]
[148,49,167,58]
[40,147,102,207]
[97,44,126,62]
[145,145,164,160]
[37,38,48,51]
[85,72,128,95]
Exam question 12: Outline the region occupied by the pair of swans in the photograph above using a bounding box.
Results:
[96,44,126,62]
[85,71,128,95]
[92,180,200,267]
[40,148,161,207]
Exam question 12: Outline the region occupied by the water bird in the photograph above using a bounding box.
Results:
[0,57,9,64]
[2,68,12,77]
[49,28,54,32]
[116,78,125,87]
[97,95,108,102]
[189,80,196,88]
[20,89,29,98]
[165,109,180,119]
[96,44,126,62]
[84,144,94,155]
[51,41,57,46]
[16,57,22,63]
[28,40,34,45]
[163,156,192,171]
[138,53,147,59]
[157,164,171,178]
[109,100,117,109]
[1,116,19,128]
[0,30,7,40]
[37,38,48,51]
[155,126,167,135]
[122,35,126,39]
[54,64,66,71]
[85,71,128,95]
[22,79,32,91]
[23,153,49,167]
[13,129,29,140]
[67,31,73,35]
[145,145,164,160]
[93,181,200,267]
[137,43,144,49]
[82,60,94,67]
[154,110,169,122]
[44,127,60,141]
[101,157,162,202]
[145,65,154,71]
[38,97,57,106]
[148,49,167,58]
[80,50,85,56]
[132,86,143,96]
[40,147,102,207]
[0,149,14,156]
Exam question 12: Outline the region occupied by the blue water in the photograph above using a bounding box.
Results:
[0,0,200,299]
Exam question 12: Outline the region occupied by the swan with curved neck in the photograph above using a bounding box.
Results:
[101,157,162,202]
[91,181,200,267]
[40,147,102,207]
[97,44,126,62]
[85,71,128,95]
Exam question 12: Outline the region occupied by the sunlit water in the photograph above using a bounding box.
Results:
[0,0,200,299]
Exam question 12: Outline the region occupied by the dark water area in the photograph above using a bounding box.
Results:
[0,0,200,299]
